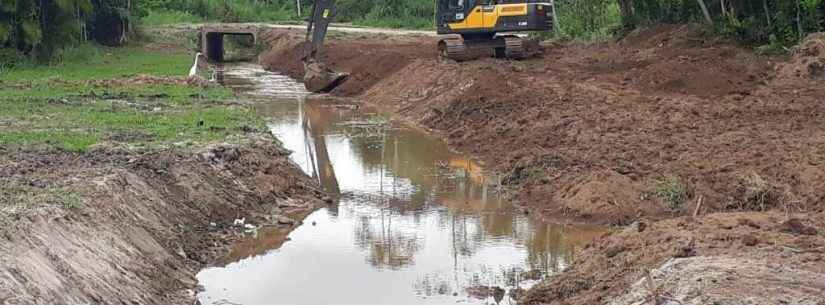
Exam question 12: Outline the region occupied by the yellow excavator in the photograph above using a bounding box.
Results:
[437,0,555,60]
[302,0,555,92]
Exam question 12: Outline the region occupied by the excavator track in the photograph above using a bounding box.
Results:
[503,36,526,59]
[439,38,469,61]
[438,35,538,61]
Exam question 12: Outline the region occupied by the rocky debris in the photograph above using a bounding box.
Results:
[673,237,697,258]
[201,144,242,163]
[625,220,648,233]
[233,218,246,226]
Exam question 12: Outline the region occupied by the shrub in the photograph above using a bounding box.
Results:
[655,176,688,210]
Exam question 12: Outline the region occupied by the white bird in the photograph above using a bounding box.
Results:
[189,52,203,78]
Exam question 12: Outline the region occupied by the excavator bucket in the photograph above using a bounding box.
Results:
[303,59,348,93]
[303,0,349,93]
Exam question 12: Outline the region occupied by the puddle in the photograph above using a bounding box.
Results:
[197,63,605,305]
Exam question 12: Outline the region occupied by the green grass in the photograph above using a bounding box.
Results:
[140,1,300,25]
[352,16,434,30]
[0,43,265,152]
[0,97,263,152]
[142,9,207,26]
[0,45,193,81]
[0,82,232,102]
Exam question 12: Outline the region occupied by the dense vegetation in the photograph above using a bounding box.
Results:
[617,0,825,46]
[1,0,824,67]
[0,0,135,65]
[140,0,825,46]
[139,0,435,29]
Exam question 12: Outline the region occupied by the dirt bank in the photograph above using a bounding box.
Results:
[260,24,825,304]
[521,212,825,305]
[259,30,436,97]
[0,142,325,304]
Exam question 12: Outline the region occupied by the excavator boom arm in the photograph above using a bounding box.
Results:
[305,0,337,61]
[302,0,349,93]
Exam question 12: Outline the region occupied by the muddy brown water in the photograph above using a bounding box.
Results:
[197,63,604,305]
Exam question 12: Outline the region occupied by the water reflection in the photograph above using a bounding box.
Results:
[197,63,605,305]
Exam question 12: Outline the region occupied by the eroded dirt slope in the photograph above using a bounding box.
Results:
[0,142,325,304]
[521,212,825,305]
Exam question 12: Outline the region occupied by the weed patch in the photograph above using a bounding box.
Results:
[655,177,687,210]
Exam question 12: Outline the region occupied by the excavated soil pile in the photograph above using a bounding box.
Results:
[260,33,436,96]
[779,32,825,81]
[520,212,825,305]
[0,143,324,305]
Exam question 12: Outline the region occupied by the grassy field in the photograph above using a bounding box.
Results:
[0,44,263,152]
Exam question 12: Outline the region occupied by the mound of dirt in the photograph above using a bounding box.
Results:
[567,24,772,98]
[608,255,825,305]
[0,143,324,305]
[549,169,662,224]
[778,32,825,80]
[259,30,436,96]
[519,213,825,305]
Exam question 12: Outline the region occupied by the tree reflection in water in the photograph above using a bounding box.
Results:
[201,65,606,305]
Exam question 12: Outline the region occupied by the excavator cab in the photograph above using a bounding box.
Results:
[436,0,554,60]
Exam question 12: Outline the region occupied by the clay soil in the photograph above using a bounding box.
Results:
[0,142,325,304]
[261,24,825,305]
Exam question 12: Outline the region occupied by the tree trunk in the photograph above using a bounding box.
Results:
[296,0,302,17]
[695,0,713,24]
[720,0,727,17]
[797,0,804,40]
[762,0,771,27]
[617,0,635,28]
